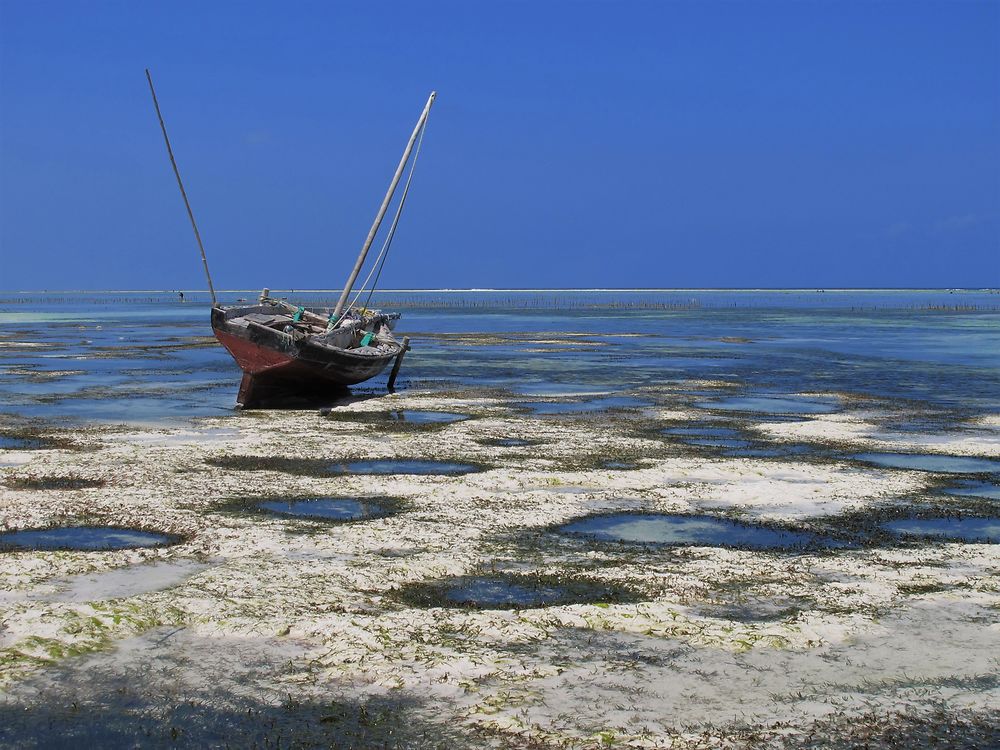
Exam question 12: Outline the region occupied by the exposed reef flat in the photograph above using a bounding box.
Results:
[1,387,999,748]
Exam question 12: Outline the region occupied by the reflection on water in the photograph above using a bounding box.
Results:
[882,517,1000,543]
[329,459,481,476]
[477,437,543,448]
[386,411,468,424]
[558,513,836,550]
[662,424,813,455]
[257,497,392,521]
[516,396,650,415]
[0,435,47,450]
[515,383,611,397]
[853,453,1000,474]
[721,443,816,458]
[600,459,640,470]
[697,395,839,415]
[396,573,636,609]
[663,426,742,438]
[0,526,178,551]
[943,481,1000,501]
[441,577,568,608]
[684,438,753,449]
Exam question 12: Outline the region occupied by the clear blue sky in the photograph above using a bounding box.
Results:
[1,0,997,290]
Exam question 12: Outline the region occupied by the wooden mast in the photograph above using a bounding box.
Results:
[145,68,218,307]
[332,92,436,319]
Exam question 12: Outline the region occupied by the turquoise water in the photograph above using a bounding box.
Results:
[0,290,997,425]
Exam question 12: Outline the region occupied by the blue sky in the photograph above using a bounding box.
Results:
[0,0,997,290]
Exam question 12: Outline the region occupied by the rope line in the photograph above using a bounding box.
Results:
[364,120,427,310]
[333,116,428,328]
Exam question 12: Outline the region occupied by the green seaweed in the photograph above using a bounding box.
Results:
[4,474,106,491]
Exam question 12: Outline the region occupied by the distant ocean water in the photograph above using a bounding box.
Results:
[0,290,997,426]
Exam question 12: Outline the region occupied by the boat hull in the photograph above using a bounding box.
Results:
[211,307,397,407]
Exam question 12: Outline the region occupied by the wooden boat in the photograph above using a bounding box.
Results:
[210,294,404,407]
[146,70,433,407]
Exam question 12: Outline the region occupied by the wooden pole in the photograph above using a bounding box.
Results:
[387,336,410,391]
[333,92,436,320]
[145,69,218,307]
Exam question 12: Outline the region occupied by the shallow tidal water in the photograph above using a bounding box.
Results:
[384,410,468,424]
[696,395,840,415]
[0,526,176,551]
[0,435,47,450]
[944,480,1000,501]
[853,452,1000,474]
[1,290,997,425]
[257,497,392,522]
[328,459,481,476]
[558,513,834,550]
[441,577,566,607]
[882,517,1000,543]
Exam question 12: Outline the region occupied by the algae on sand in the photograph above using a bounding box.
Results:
[1,386,998,747]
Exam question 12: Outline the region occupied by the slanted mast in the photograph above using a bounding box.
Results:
[332,92,437,319]
[145,69,218,306]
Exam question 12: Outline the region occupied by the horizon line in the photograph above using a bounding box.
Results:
[1,287,998,294]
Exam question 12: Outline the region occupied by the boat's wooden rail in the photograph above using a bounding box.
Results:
[221,304,399,356]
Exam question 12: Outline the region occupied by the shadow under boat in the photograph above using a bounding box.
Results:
[227,385,377,412]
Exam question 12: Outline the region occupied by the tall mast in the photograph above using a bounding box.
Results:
[145,68,218,306]
[333,92,436,319]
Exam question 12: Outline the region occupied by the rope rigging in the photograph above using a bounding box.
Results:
[364,119,428,310]
[333,116,428,327]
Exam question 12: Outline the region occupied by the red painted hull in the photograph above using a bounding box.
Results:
[214,328,295,375]
[211,307,398,408]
